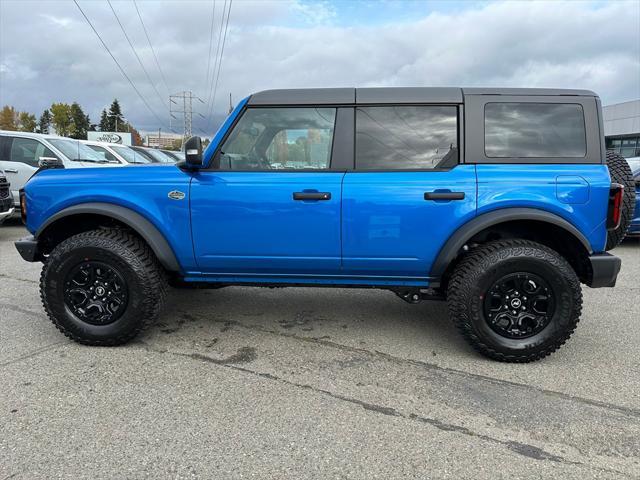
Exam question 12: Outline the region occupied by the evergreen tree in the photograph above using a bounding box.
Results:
[38,109,52,134]
[69,102,90,139]
[108,99,124,132]
[99,109,109,131]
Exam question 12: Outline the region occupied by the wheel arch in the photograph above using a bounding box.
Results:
[36,203,180,272]
[431,208,593,286]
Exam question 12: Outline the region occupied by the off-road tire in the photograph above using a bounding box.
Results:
[40,228,168,345]
[447,239,582,362]
[605,150,635,250]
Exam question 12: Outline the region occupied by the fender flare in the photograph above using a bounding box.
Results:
[429,208,593,279]
[36,202,181,272]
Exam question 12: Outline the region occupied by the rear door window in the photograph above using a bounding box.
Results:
[355,106,458,170]
[484,103,586,158]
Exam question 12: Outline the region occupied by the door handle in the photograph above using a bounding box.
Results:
[4,168,18,173]
[424,191,465,200]
[293,192,331,201]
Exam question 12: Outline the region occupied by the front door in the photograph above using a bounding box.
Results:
[191,106,345,277]
[342,104,477,282]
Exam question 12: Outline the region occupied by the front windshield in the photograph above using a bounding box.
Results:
[49,139,108,162]
[86,145,121,164]
[143,148,175,163]
[112,145,151,164]
[161,150,182,161]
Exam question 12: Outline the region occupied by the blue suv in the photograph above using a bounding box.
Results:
[15,88,635,362]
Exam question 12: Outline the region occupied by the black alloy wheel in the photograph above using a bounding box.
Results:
[483,272,555,339]
[64,261,129,326]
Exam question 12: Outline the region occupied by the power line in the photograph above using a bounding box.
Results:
[72,0,167,129]
[206,0,233,131]
[203,0,217,102]
[107,0,168,112]
[133,0,170,97]
[204,0,227,125]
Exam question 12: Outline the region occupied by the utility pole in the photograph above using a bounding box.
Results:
[158,127,161,149]
[169,91,205,142]
[228,93,233,114]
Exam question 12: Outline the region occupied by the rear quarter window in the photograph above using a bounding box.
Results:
[484,103,587,158]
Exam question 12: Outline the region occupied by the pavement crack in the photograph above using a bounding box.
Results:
[137,341,631,476]
[0,273,38,285]
[177,310,640,420]
[0,341,66,368]
[0,303,47,320]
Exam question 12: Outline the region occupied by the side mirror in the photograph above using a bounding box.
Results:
[38,157,64,169]
[184,136,203,168]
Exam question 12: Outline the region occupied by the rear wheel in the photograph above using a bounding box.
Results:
[447,239,582,362]
[606,151,636,250]
[40,228,168,345]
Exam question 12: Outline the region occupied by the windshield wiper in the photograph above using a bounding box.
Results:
[76,158,109,164]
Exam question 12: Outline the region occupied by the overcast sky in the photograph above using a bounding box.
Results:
[1,0,639,137]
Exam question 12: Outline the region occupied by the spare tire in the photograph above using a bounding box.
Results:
[605,150,636,250]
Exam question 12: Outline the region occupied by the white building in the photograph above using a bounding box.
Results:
[603,99,640,158]
[144,133,183,149]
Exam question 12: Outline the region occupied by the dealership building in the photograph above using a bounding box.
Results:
[603,99,640,158]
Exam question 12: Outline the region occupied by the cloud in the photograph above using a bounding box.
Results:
[0,0,638,136]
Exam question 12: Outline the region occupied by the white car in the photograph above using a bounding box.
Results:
[0,169,13,224]
[0,131,125,210]
[81,140,152,165]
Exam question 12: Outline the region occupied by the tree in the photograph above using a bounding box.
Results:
[50,103,73,137]
[38,109,52,134]
[69,102,90,139]
[99,109,109,131]
[17,112,37,132]
[126,124,143,146]
[108,99,124,132]
[0,105,18,130]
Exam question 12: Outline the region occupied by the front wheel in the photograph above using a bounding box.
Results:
[447,239,582,362]
[40,228,168,345]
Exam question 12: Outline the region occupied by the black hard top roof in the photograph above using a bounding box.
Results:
[247,87,597,105]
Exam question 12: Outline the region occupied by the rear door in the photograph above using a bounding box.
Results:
[0,136,57,205]
[342,104,477,282]
[191,106,349,277]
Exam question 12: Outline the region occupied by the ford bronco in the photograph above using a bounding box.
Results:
[14,88,635,362]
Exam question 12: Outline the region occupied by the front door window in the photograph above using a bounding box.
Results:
[219,107,336,170]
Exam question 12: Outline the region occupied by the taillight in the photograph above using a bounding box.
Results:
[19,190,27,225]
[606,183,624,230]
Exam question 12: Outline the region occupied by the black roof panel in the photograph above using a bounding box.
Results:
[356,87,462,104]
[463,87,597,97]
[248,88,355,105]
[247,87,598,106]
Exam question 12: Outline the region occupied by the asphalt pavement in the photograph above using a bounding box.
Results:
[1,218,639,479]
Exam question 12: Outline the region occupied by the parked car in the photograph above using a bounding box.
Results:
[82,140,150,165]
[14,87,636,362]
[0,131,123,210]
[626,157,640,237]
[161,149,184,162]
[131,146,176,163]
[0,169,13,224]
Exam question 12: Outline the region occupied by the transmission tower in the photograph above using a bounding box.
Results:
[169,91,205,139]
